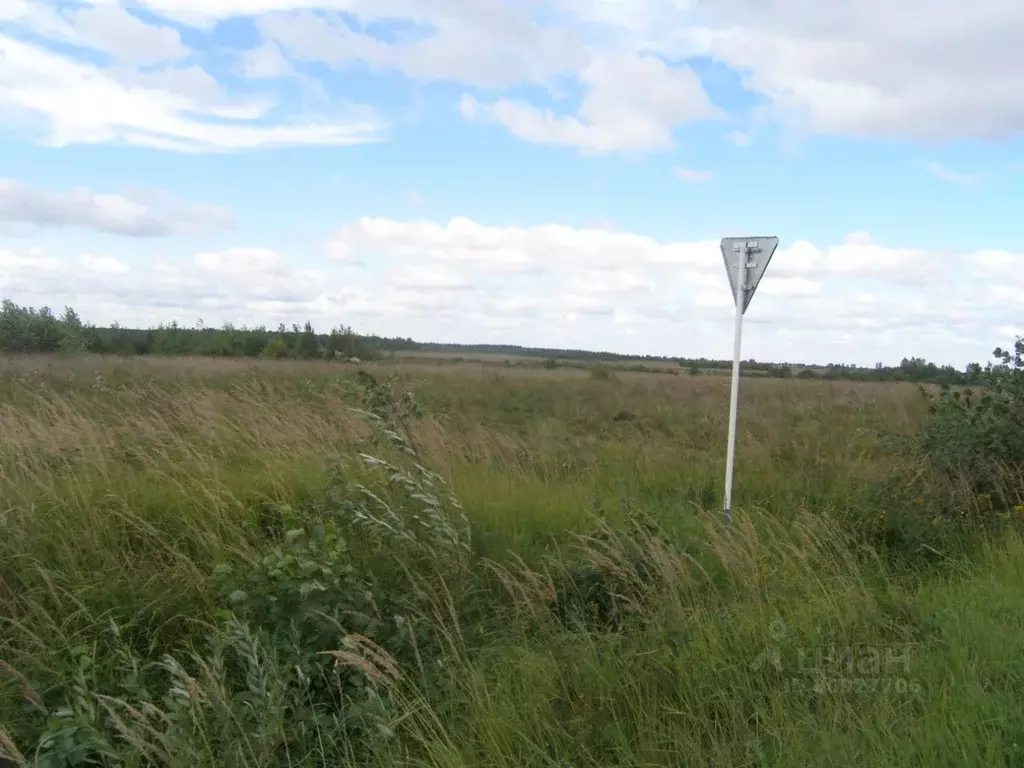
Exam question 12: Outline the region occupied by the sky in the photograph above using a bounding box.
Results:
[0,0,1022,367]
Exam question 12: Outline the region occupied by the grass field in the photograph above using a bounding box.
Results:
[2,355,1023,767]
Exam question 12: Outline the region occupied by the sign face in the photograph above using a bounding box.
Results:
[721,237,779,313]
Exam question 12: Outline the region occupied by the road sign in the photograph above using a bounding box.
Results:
[721,237,779,314]
[720,236,779,525]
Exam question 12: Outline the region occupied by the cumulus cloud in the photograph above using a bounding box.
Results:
[195,247,286,274]
[386,264,471,291]
[3,0,1019,153]
[255,5,585,89]
[330,216,718,274]
[463,51,719,153]
[327,218,1023,363]
[81,253,131,274]
[2,218,1020,365]
[0,30,385,152]
[67,3,190,64]
[2,1,188,63]
[163,0,1024,143]
[69,1,715,154]
[607,0,1024,141]
[241,41,294,79]
[0,180,235,237]
[0,245,62,290]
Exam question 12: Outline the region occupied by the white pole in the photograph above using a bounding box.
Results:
[723,245,747,525]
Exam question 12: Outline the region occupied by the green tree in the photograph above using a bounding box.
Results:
[262,336,290,360]
[0,299,30,352]
[57,306,87,353]
[298,321,319,359]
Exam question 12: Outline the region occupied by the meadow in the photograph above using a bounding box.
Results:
[1,354,1023,767]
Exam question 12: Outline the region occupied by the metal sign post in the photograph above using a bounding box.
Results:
[720,236,779,526]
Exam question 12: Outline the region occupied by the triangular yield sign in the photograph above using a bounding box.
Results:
[720,236,779,314]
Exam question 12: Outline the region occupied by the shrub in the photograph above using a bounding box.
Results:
[589,364,613,381]
[261,336,290,359]
[920,337,1024,513]
[835,341,1024,560]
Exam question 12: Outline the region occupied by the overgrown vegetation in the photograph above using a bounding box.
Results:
[0,300,989,385]
[921,337,1024,514]
[0,300,377,361]
[1,338,1023,766]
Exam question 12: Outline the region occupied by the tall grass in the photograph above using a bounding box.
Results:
[1,355,1021,766]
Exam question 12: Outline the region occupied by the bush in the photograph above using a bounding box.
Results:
[920,337,1024,512]
[261,336,290,359]
[589,364,613,381]
[837,339,1024,560]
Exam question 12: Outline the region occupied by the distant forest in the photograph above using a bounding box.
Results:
[0,298,999,385]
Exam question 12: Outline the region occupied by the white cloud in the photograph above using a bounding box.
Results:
[332,216,541,273]
[758,277,819,296]
[917,160,982,185]
[0,33,386,152]
[1,1,74,38]
[463,51,719,153]
[967,249,1018,273]
[386,264,470,291]
[195,247,287,274]
[693,289,734,310]
[988,285,1024,306]
[241,41,294,79]
[111,2,717,155]
[766,233,943,284]
[117,65,224,105]
[3,219,1019,365]
[5,0,1017,151]
[608,0,1024,141]
[0,179,235,236]
[769,240,820,277]
[2,1,189,64]
[318,217,1021,363]
[124,0,1024,143]
[107,64,278,120]
[0,245,62,293]
[567,268,656,295]
[674,167,715,182]
[457,96,477,121]
[67,3,189,64]
[82,253,130,274]
[330,216,720,274]
[820,238,931,281]
[255,5,586,89]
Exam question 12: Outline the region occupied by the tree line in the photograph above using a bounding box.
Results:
[0,298,1003,384]
[0,300,378,361]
